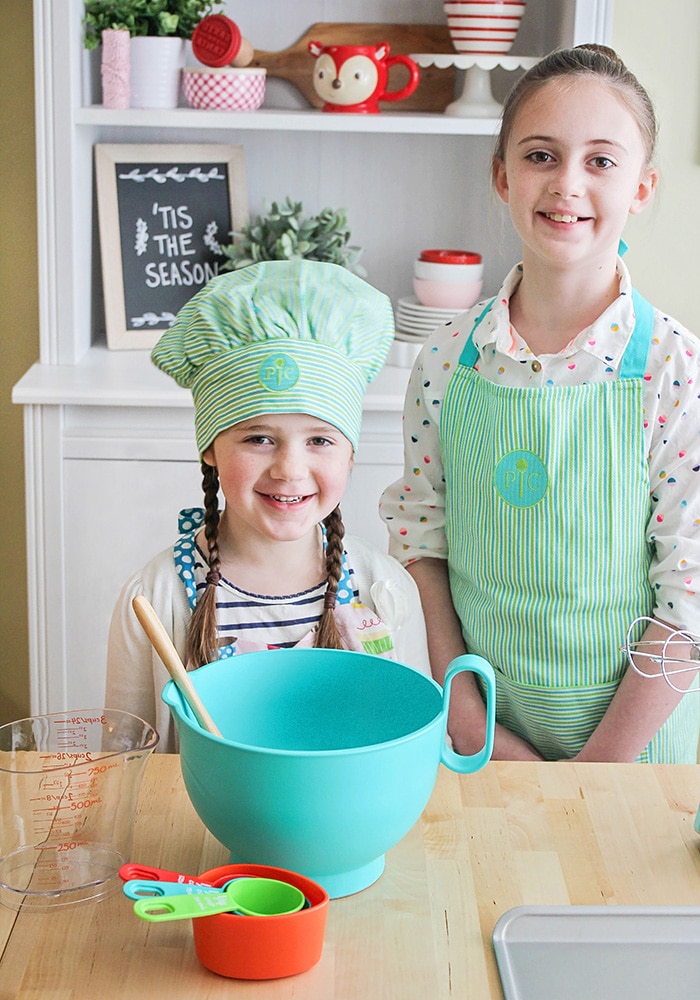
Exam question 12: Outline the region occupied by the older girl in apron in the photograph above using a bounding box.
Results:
[441,295,697,761]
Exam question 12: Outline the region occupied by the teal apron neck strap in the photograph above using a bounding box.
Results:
[619,289,654,379]
[458,298,495,367]
[458,289,654,377]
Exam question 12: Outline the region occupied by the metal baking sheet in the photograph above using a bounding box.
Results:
[493,905,700,1000]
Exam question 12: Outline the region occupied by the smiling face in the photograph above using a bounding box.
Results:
[203,412,354,547]
[493,76,658,274]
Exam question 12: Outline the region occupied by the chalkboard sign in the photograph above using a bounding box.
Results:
[95,144,248,349]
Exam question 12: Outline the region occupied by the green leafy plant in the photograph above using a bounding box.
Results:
[82,0,224,50]
[220,197,366,276]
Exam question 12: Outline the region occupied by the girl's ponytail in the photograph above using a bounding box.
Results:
[314,505,346,650]
[185,460,222,668]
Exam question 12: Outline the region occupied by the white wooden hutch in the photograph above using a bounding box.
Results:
[13,0,612,713]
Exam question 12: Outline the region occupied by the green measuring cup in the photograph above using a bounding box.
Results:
[133,876,305,922]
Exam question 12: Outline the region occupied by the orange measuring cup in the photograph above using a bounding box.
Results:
[192,864,329,980]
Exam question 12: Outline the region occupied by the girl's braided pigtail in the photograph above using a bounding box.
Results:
[185,460,222,668]
[314,505,346,650]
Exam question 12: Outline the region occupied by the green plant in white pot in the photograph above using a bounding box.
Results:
[82,0,224,49]
[83,1,224,109]
[220,198,367,277]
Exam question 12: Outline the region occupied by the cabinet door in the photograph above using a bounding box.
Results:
[62,448,401,710]
[63,457,201,709]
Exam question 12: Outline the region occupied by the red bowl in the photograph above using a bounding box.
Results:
[191,864,329,979]
[420,249,482,265]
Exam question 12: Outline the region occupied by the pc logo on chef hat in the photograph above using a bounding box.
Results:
[258,352,300,392]
[151,259,395,454]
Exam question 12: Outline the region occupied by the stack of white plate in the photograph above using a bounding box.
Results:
[395,295,460,337]
[387,295,461,367]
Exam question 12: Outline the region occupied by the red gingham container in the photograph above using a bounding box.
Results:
[182,67,266,110]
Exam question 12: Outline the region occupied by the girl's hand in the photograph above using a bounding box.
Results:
[448,699,545,762]
[407,558,545,762]
[569,618,696,762]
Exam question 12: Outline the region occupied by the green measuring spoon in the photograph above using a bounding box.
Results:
[133,876,305,922]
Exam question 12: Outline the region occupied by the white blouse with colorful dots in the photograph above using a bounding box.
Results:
[380,260,700,630]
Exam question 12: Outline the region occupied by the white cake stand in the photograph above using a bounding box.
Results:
[411,53,538,118]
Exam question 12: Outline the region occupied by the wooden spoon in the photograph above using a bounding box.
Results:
[132,595,223,738]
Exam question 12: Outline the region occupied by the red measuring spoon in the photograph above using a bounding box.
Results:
[118,862,215,886]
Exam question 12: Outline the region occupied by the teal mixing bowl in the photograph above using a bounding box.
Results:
[162,648,495,898]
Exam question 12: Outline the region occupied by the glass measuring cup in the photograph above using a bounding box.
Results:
[0,709,158,910]
[134,877,305,921]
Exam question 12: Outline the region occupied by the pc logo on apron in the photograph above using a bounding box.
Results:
[493,449,548,508]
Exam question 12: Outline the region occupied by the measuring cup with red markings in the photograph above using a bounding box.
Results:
[0,709,158,911]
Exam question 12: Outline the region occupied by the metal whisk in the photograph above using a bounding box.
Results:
[625,616,700,693]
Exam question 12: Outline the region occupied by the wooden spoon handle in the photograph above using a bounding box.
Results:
[132,595,223,738]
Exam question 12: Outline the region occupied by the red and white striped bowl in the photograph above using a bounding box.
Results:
[444,1,526,55]
[182,67,266,111]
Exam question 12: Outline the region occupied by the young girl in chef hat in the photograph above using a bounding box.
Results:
[380,45,700,763]
[107,259,430,751]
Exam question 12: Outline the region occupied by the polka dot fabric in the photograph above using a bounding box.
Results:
[379,259,700,630]
[174,509,355,612]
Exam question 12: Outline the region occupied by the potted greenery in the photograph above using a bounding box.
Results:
[83,1,224,109]
[220,198,366,277]
[82,1,224,49]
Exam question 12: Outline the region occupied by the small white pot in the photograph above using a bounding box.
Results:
[130,36,185,109]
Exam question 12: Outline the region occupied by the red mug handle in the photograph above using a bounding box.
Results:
[380,54,420,102]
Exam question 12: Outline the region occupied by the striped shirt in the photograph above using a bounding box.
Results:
[190,539,358,650]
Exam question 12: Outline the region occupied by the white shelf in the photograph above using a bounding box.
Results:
[75,106,501,136]
[11,344,409,411]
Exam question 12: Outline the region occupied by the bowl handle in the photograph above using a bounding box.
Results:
[439,655,496,774]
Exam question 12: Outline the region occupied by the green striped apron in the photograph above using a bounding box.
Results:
[440,291,698,762]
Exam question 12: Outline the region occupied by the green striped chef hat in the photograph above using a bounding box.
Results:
[151,260,395,454]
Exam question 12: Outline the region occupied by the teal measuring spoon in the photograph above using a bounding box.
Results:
[123,878,235,900]
[134,876,305,922]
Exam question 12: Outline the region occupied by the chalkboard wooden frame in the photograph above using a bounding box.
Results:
[95,143,248,350]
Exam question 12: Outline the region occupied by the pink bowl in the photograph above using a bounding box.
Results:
[182,67,266,110]
[413,275,483,310]
[414,258,484,282]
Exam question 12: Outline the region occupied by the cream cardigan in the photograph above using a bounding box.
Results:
[106,535,431,752]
